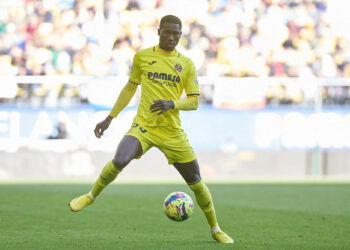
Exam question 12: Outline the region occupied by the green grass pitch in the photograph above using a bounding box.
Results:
[0,182,349,249]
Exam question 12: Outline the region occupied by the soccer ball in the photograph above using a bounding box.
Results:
[163,191,194,222]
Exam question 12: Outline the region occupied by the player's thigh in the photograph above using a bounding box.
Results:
[157,128,196,165]
[173,159,201,185]
[113,135,143,169]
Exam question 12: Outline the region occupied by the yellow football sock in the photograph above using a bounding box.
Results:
[91,160,121,198]
[189,180,219,229]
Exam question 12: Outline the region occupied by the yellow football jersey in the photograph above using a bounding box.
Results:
[129,45,199,128]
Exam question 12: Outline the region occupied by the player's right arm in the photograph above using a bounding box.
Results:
[94,81,138,138]
[94,52,142,138]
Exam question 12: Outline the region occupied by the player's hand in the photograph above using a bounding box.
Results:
[94,116,113,138]
[150,100,174,115]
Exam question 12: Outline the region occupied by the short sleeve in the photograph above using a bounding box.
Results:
[184,60,200,96]
[129,52,141,85]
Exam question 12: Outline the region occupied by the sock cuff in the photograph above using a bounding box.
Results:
[187,177,202,186]
[188,179,204,191]
[109,160,122,174]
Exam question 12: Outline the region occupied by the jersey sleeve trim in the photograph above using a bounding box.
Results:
[187,93,200,96]
[129,80,140,85]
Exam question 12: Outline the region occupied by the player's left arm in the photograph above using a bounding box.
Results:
[173,95,199,110]
[150,95,198,115]
[173,59,200,111]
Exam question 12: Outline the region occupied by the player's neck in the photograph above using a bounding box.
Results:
[157,45,177,55]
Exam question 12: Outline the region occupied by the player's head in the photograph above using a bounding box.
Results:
[158,15,182,51]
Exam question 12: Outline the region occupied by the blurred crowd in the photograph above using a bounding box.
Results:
[1,0,350,77]
[1,0,350,105]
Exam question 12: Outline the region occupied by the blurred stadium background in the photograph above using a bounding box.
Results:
[1,0,350,182]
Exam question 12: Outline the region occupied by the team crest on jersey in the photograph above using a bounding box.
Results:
[174,64,182,73]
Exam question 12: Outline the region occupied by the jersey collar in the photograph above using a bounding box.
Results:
[156,45,177,56]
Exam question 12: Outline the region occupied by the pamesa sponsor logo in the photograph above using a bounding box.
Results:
[148,72,180,83]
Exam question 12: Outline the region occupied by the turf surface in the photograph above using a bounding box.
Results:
[0,183,349,249]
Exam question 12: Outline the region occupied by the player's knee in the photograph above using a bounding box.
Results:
[186,174,201,186]
[112,156,130,170]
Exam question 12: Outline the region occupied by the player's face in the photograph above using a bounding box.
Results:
[158,22,182,51]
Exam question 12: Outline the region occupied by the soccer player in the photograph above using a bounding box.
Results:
[69,15,233,244]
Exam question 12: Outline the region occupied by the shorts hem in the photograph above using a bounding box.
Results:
[168,156,197,165]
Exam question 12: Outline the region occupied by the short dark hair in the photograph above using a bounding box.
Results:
[159,15,182,30]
